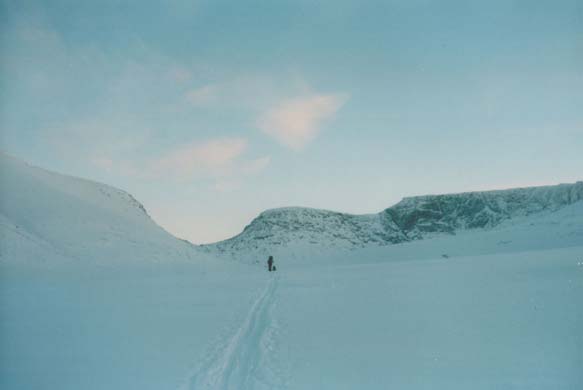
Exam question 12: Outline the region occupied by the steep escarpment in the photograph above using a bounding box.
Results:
[203,182,583,256]
[384,182,583,239]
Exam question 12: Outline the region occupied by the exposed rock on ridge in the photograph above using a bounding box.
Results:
[202,182,583,255]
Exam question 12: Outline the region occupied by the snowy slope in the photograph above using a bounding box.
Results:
[0,153,197,264]
[202,182,583,260]
[1,155,582,390]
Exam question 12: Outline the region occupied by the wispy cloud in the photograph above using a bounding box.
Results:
[185,84,218,107]
[152,137,247,178]
[211,156,271,193]
[91,136,270,187]
[91,156,141,177]
[240,155,271,175]
[257,93,349,150]
[168,66,193,84]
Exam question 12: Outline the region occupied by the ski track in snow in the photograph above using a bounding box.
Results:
[180,275,285,390]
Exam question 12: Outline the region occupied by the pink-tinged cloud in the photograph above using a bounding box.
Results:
[257,93,349,150]
[91,156,141,177]
[153,137,248,178]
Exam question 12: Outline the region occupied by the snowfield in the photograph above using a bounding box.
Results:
[1,154,582,389]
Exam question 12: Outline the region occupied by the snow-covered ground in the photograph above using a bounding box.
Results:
[1,154,582,389]
[2,242,582,389]
[275,247,583,390]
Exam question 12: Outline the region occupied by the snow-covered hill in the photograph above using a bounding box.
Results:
[202,182,583,259]
[0,153,197,264]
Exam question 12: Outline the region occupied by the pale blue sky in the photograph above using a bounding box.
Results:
[1,0,582,243]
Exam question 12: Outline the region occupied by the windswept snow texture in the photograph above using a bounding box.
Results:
[202,182,583,260]
[0,153,197,264]
[181,276,284,390]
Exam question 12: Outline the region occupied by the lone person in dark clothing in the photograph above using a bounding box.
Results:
[267,256,274,272]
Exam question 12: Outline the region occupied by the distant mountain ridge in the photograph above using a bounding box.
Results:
[202,182,583,255]
[2,152,581,263]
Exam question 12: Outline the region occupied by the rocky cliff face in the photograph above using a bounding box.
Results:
[384,182,583,239]
[201,207,407,254]
[202,182,583,256]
